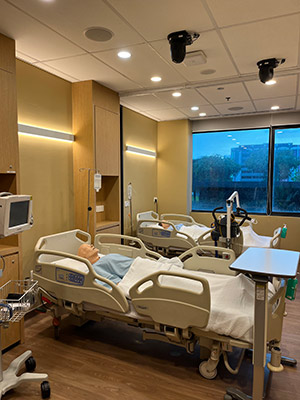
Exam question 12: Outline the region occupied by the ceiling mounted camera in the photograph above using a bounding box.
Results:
[167,30,199,64]
[257,58,285,84]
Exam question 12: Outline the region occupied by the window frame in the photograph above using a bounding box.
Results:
[269,124,300,217]
[192,124,300,217]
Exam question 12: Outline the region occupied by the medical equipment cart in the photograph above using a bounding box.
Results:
[0,278,50,399]
[225,247,299,400]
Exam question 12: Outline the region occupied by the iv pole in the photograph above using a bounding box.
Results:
[79,168,100,232]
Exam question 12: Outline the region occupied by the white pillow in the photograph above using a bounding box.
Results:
[51,258,89,273]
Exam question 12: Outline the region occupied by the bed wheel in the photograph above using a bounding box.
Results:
[41,380,51,399]
[199,360,217,379]
[25,356,36,372]
[54,326,60,340]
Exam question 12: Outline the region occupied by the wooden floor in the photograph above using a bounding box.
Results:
[2,285,300,400]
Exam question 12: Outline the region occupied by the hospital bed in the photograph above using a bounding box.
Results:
[136,211,213,255]
[33,229,288,381]
[137,211,283,257]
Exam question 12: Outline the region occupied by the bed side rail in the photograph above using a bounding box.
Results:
[35,229,91,262]
[129,270,210,329]
[94,233,161,260]
[196,228,214,244]
[160,213,197,225]
[137,220,197,249]
[34,249,129,313]
[271,227,282,248]
[137,211,159,222]
[179,245,237,275]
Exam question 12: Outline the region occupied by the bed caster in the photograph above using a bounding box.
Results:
[25,356,36,372]
[41,380,51,399]
[199,360,217,379]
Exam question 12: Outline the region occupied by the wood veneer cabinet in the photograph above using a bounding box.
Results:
[0,33,23,350]
[72,81,121,237]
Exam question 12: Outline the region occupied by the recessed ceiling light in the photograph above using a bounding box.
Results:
[151,76,162,82]
[172,92,181,97]
[199,112,206,117]
[201,69,216,75]
[227,134,232,137]
[84,27,114,42]
[191,106,199,111]
[118,51,131,59]
[271,105,280,110]
[265,79,277,86]
[232,138,236,141]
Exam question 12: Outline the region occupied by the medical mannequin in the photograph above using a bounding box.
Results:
[77,244,134,286]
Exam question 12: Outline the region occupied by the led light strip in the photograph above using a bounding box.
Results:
[126,145,156,158]
[18,124,74,142]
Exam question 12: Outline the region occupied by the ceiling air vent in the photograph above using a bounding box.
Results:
[183,50,207,67]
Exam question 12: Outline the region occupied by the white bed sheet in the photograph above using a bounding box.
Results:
[178,225,211,241]
[241,225,272,248]
[119,257,275,343]
[51,255,275,343]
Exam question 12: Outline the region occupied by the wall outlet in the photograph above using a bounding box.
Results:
[96,205,104,212]
[153,197,158,203]
[124,200,130,208]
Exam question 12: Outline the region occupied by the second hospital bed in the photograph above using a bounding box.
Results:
[33,229,288,380]
[137,211,282,256]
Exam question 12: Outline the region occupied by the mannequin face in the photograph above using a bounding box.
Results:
[77,244,99,264]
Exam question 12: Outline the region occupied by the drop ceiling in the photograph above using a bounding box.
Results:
[1,0,300,121]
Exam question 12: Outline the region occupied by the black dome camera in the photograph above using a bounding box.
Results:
[167,30,199,64]
[257,58,285,84]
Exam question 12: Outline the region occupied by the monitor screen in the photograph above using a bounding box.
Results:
[9,201,29,228]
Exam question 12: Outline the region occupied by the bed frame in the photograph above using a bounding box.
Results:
[136,211,213,255]
[137,211,283,258]
[34,229,287,380]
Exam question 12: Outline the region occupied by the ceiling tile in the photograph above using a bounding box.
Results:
[41,54,141,91]
[221,15,300,74]
[145,108,187,121]
[108,0,214,41]
[245,75,297,100]
[215,101,256,115]
[9,0,144,52]
[254,96,296,112]
[198,83,251,104]
[93,43,186,88]
[207,0,300,27]
[120,94,172,111]
[151,30,238,82]
[0,1,84,61]
[155,89,209,108]
[179,105,220,118]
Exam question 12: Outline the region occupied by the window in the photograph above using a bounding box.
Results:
[192,126,300,215]
[272,127,300,213]
[192,128,270,213]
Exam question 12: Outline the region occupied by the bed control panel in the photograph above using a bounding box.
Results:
[152,229,171,238]
[55,268,85,286]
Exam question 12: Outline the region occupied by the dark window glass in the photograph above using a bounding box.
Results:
[273,127,300,213]
[192,129,270,213]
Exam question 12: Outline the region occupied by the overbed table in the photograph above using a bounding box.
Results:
[225,247,299,400]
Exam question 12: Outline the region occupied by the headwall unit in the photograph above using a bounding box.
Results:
[72,81,121,237]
